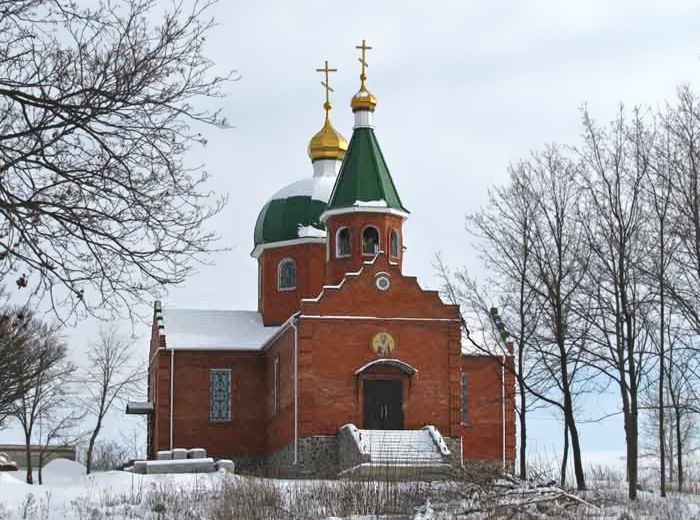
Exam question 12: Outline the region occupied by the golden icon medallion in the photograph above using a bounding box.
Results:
[371,332,396,357]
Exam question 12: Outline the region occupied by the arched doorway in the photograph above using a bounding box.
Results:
[354,359,417,430]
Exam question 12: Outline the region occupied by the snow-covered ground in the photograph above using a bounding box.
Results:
[3,459,700,519]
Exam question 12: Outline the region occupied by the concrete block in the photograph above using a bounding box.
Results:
[145,458,215,474]
[216,459,235,473]
[156,450,172,460]
[187,448,207,459]
[172,448,187,460]
[132,460,147,474]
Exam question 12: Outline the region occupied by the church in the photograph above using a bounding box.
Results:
[130,42,515,477]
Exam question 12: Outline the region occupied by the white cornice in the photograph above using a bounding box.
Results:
[320,207,410,223]
[250,237,326,258]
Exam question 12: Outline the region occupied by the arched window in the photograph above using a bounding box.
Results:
[362,226,380,256]
[336,227,351,257]
[277,258,296,291]
[390,229,400,258]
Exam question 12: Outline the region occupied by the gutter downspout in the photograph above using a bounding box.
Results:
[170,348,175,451]
[291,318,299,465]
[501,355,506,472]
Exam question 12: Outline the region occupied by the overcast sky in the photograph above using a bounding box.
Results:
[6,0,700,465]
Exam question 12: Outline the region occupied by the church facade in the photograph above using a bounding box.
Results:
[134,44,515,476]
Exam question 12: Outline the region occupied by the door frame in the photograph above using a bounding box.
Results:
[362,378,405,430]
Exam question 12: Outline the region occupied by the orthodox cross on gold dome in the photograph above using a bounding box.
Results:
[316,60,337,118]
[356,39,372,88]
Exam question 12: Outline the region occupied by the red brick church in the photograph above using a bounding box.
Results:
[131,43,515,476]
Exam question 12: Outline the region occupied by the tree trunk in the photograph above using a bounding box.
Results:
[559,344,586,490]
[659,312,666,497]
[627,394,639,500]
[518,390,527,480]
[86,417,103,475]
[38,449,44,485]
[24,432,33,484]
[560,422,569,487]
[659,219,667,497]
[676,406,683,492]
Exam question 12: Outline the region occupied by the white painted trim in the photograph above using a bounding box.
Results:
[291,319,299,465]
[250,237,326,259]
[353,109,374,128]
[335,226,352,258]
[301,252,383,303]
[389,228,401,258]
[361,225,381,256]
[312,158,341,178]
[354,358,418,376]
[502,356,506,472]
[300,315,461,323]
[320,206,409,223]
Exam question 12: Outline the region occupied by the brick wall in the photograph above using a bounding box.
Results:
[152,349,267,460]
[258,243,326,325]
[459,354,516,466]
[324,213,405,286]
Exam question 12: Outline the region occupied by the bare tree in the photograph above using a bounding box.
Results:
[0,0,232,321]
[82,326,142,474]
[10,319,73,484]
[438,149,591,490]
[35,402,85,485]
[577,107,655,500]
[524,146,590,491]
[439,163,544,479]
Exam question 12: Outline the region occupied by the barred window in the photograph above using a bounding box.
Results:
[461,373,469,424]
[272,356,280,416]
[277,258,296,291]
[210,369,231,422]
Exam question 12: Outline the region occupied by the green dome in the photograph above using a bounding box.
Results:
[253,177,335,252]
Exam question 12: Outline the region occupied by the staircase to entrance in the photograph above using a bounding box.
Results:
[337,424,453,479]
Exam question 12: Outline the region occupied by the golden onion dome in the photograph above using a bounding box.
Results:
[351,85,377,112]
[308,107,348,162]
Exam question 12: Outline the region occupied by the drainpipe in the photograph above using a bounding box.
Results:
[169,349,175,451]
[501,355,506,472]
[291,318,299,465]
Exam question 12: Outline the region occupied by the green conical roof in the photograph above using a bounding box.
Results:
[325,127,408,213]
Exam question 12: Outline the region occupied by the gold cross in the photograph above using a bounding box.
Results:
[356,39,372,85]
[316,60,337,113]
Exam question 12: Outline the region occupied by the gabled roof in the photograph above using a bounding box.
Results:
[159,309,280,350]
[325,128,408,214]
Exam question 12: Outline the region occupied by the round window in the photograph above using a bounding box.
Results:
[375,275,391,292]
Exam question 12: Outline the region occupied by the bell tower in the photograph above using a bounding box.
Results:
[322,40,409,286]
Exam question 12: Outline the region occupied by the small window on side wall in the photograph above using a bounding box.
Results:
[461,372,469,424]
[390,229,400,258]
[336,227,351,257]
[362,226,380,256]
[210,369,232,422]
[277,258,296,291]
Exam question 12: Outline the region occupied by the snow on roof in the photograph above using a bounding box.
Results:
[353,199,388,207]
[297,225,327,238]
[160,309,280,350]
[270,176,335,203]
